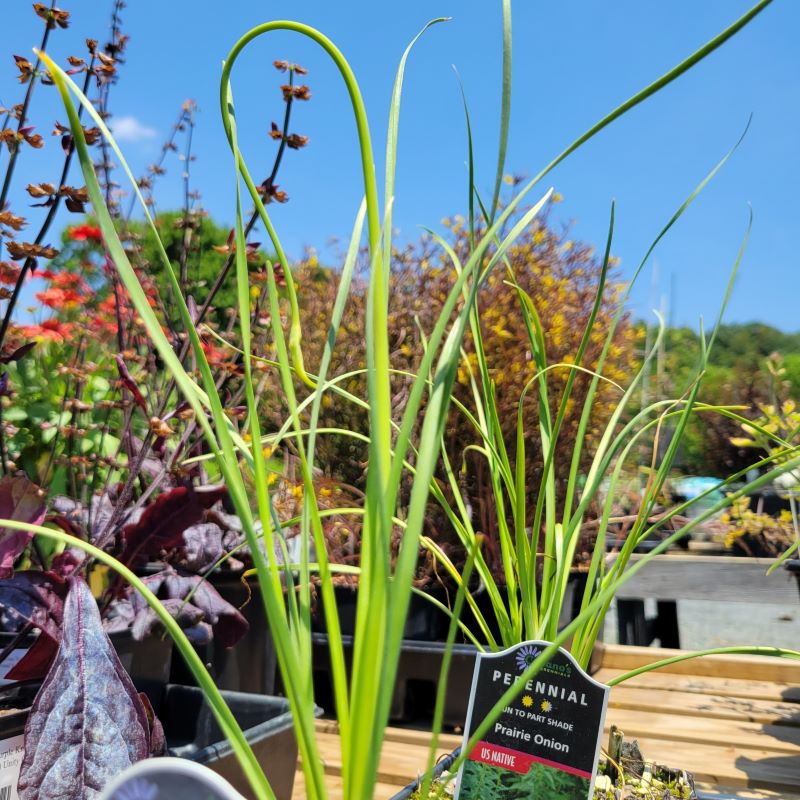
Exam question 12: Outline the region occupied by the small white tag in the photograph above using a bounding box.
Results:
[0,733,25,800]
[0,651,29,688]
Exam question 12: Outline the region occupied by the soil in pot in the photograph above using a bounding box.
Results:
[595,726,697,799]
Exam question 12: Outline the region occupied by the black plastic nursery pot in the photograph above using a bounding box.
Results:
[309,633,474,727]
[787,559,800,599]
[162,684,317,800]
[389,746,461,800]
[312,584,453,641]
[0,628,172,707]
[109,629,174,705]
[0,682,36,737]
[307,634,477,729]
[170,569,278,695]
[0,682,38,792]
[309,572,597,729]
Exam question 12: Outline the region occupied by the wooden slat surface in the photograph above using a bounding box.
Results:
[593,668,800,703]
[600,645,800,797]
[293,726,460,800]
[292,645,800,799]
[607,684,800,724]
[599,643,800,683]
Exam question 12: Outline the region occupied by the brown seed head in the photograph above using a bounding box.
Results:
[285,133,309,150]
[26,183,56,198]
[280,84,311,102]
[6,241,58,260]
[33,4,70,29]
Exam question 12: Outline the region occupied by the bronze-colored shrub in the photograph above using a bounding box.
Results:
[277,208,638,581]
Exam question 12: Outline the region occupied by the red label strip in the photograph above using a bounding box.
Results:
[468,741,591,780]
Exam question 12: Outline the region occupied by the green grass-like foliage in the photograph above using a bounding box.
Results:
[5,1,797,799]
[459,761,589,800]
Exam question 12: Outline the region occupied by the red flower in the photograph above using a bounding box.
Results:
[51,271,90,293]
[18,318,74,343]
[35,287,85,309]
[201,339,228,367]
[68,224,102,242]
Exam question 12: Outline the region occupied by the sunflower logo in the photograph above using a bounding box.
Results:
[515,644,542,671]
[521,695,534,708]
[113,779,159,800]
[540,700,552,713]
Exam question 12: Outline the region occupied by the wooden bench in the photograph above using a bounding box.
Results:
[614,554,799,648]
[293,644,800,799]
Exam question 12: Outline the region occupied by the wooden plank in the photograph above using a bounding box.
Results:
[614,554,798,603]
[594,667,800,703]
[307,724,456,789]
[381,728,462,750]
[604,707,800,754]
[608,684,800,724]
[600,644,800,683]
[697,789,800,800]
[291,770,402,800]
[314,719,462,750]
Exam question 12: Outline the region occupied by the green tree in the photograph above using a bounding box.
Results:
[129,210,273,327]
[635,323,800,476]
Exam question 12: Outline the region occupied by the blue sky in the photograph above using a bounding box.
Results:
[1,0,798,330]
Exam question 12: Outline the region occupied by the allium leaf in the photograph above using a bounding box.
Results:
[18,577,151,800]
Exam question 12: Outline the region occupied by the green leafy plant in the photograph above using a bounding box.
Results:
[4,2,799,799]
[716,496,798,557]
[459,761,589,800]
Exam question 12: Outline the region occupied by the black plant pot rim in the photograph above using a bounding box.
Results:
[389,747,461,800]
[0,680,40,737]
[172,687,321,764]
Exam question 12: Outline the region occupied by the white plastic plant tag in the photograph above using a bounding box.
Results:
[455,640,609,800]
[99,757,246,800]
[0,733,25,800]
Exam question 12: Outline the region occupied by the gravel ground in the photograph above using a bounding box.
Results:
[604,597,800,649]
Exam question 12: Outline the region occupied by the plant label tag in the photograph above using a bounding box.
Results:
[0,734,25,800]
[0,650,28,688]
[98,757,246,800]
[455,640,609,800]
